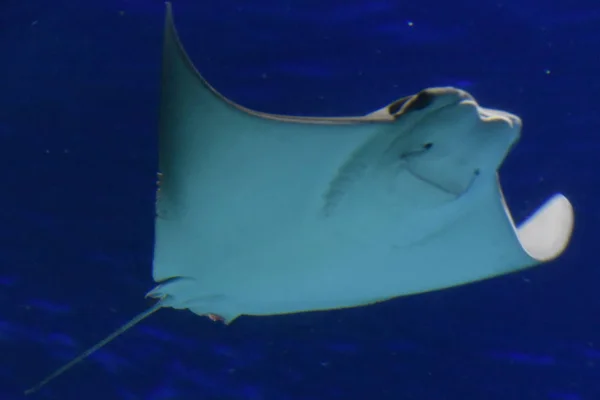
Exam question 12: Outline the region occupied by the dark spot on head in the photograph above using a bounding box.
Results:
[387,96,411,115]
[423,142,433,150]
[404,91,434,112]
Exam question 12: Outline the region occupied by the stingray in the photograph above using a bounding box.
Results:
[25,2,574,395]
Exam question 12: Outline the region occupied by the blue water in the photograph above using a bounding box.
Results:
[2,0,599,399]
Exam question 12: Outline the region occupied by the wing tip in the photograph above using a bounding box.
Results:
[517,193,574,263]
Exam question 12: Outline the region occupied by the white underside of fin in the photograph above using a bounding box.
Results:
[516,194,574,262]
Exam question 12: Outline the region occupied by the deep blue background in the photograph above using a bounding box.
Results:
[1,0,599,399]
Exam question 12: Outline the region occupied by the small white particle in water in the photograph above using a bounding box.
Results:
[44,149,49,154]
[545,69,551,75]
[31,20,38,26]
[261,73,268,79]
[407,21,414,27]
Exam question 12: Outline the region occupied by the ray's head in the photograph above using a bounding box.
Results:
[386,87,522,196]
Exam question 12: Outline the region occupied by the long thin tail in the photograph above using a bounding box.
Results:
[25,302,163,395]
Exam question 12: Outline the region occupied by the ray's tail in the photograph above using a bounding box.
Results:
[25,302,163,395]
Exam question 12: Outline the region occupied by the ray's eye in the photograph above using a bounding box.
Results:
[423,142,434,150]
[387,97,410,115]
[405,91,434,112]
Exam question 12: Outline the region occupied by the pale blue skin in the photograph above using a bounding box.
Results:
[25,2,574,394]
[150,3,573,323]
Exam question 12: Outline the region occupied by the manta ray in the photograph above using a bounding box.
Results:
[25,2,574,394]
